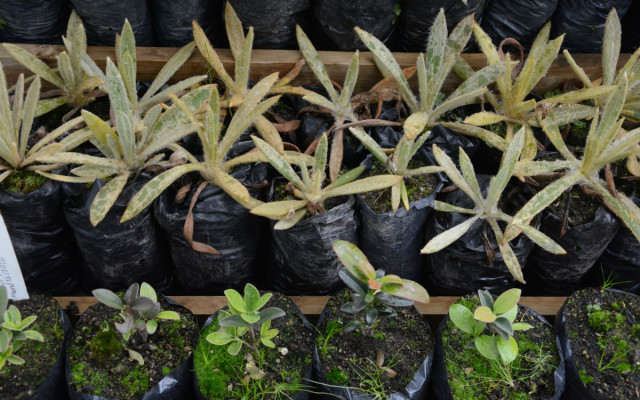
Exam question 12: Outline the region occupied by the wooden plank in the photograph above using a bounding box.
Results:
[0,44,629,94]
[55,295,566,317]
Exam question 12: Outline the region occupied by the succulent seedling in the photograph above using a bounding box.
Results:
[0,286,44,370]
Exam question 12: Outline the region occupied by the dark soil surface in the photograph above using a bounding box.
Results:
[360,160,438,214]
[194,292,314,399]
[544,185,599,228]
[68,297,198,399]
[317,291,432,396]
[0,293,65,399]
[441,295,559,399]
[564,288,640,399]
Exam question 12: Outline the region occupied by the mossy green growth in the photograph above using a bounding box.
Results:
[0,170,47,194]
[90,329,120,359]
[325,366,349,386]
[579,369,594,385]
[121,367,150,398]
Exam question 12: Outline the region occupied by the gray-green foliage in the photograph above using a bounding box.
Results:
[332,241,429,337]
[449,289,532,366]
[92,282,179,344]
[354,10,505,211]
[250,132,402,229]
[3,11,103,118]
[206,284,284,360]
[0,286,45,370]
[421,127,565,283]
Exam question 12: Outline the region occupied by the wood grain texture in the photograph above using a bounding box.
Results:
[0,44,629,94]
[55,296,566,317]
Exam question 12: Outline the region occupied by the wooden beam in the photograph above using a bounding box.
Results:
[55,295,566,318]
[0,43,629,94]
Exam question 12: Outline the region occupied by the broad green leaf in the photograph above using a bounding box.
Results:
[224,151,314,170]
[206,331,234,346]
[384,279,429,303]
[251,136,304,189]
[224,289,247,313]
[146,319,158,335]
[7,355,25,366]
[157,310,180,320]
[512,322,534,331]
[332,240,376,282]
[250,200,307,219]
[486,127,525,206]
[228,341,242,355]
[241,313,260,324]
[474,306,497,323]
[243,283,261,312]
[464,112,508,126]
[603,9,621,86]
[475,335,500,361]
[92,288,123,309]
[3,44,64,88]
[296,26,339,103]
[23,330,44,342]
[258,307,286,324]
[355,27,418,112]
[497,335,518,364]
[596,76,628,154]
[89,173,130,226]
[493,289,521,314]
[422,215,480,253]
[324,174,402,198]
[449,304,476,334]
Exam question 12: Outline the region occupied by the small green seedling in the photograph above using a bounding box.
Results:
[0,286,44,370]
[449,289,532,367]
[206,283,285,363]
[332,240,429,337]
[92,282,180,343]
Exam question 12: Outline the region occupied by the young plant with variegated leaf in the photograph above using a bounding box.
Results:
[0,63,87,184]
[0,286,45,371]
[250,132,403,229]
[354,10,506,211]
[121,74,313,253]
[37,59,211,226]
[421,127,566,283]
[448,21,612,162]
[332,240,429,337]
[3,11,104,121]
[448,288,533,387]
[193,3,305,154]
[503,76,640,250]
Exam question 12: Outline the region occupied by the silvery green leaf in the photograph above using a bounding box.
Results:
[338,268,368,297]
[449,63,506,101]
[324,165,365,191]
[514,223,566,254]
[348,127,388,164]
[324,174,402,198]
[139,75,207,112]
[57,52,76,93]
[433,145,483,204]
[193,21,235,90]
[274,208,307,230]
[339,51,360,108]
[433,201,475,214]
[92,288,123,309]
[486,127,525,207]
[127,349,144,366]
[89,173,130,226]
[2,44,65,88]
[591,178,640,244]
[20,76,40,157]
[423,9,448,111]
[542,86,615,105]
[603,8,621,86]
[493,289,521,314]
[596,76,628,154]
[441,122,508,152]
[422,215,480,253]
[302,92,339,113]
[250,200,308,219]
[459,149,483,201]
[539,111,579,162]
[498,238,524,283]
[296,26,339,103]
[258,307,285,324]
[139,282,157,302]
[141,41,197,104]
[235,28,253,90]
[251,136,304,189]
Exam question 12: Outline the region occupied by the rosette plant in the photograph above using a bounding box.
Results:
[353,10,507,211]
[0,286,44,370]
[332,240,429,337]
[421,127,566,283]
[250,132,402,229]
[448,20,612,161]
[3,11,104,120]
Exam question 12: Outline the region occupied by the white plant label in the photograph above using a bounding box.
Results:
[0,212,29,300]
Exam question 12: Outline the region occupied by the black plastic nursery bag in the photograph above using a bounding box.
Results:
[267,196,359,295]
[154,165,267,294]
[70,0,155,45]
[313,0,399,51]
[0,178,79,294]
[621,0,640,52]
[0,0,69,44]
[227,0,311,49]
[525,205,619,295]
[480,0,559,50]
[312,303,433,400]
[396,0,486,52]
[62,176,173,293]
[432,304,565,400]
[551,0,632,53]
[150,0,222,47]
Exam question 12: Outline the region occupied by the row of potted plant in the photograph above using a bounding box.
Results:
[1,241,637,399]
[1,4,640,298]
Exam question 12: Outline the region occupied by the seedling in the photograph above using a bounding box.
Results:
[206,283,285,366]
[448,289,533,386]
[0,286,44,370]
[332,240,429,337]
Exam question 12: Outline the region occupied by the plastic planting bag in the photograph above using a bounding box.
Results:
[313,0,399,50]
[621,0,640,52]
[0,177,79,295]
[62,175,173,293]
[425,176,535,295]
[396,0,486,52]
[525,205,619,295]
[150,0,222,47]
[0,0,69,44]
[266,195,359,295]
[70,0,154,45]
[154,164,267,294]
[551,0,632,53]
[228,0,311,49]
[481,0,558,50]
